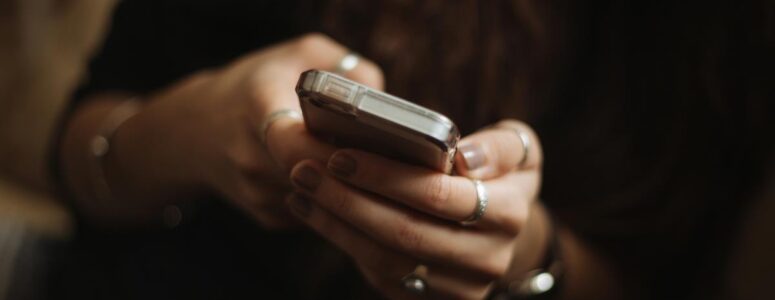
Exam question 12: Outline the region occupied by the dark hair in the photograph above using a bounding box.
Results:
[313,0,774,298]
[310,0,549,132]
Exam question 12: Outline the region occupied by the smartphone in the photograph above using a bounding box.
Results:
[296,70,460,173]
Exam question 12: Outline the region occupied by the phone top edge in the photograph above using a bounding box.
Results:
[298,69,323,92]
[297,69,460,150]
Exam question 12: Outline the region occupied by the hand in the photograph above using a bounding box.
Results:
[287,120,546,299]
[107,33,384,228]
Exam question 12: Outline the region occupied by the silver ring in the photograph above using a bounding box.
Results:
[401,265,428,294]
[257,109,302,145]
[515,129,531,167]
[460,179,488,226]
[335,53,360,74]
[499,126,531,167]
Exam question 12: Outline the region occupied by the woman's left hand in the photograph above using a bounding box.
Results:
[287,119,547,299]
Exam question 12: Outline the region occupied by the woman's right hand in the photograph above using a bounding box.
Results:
[66,33,384,228]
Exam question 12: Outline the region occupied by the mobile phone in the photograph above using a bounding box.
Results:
[296,70,460,173]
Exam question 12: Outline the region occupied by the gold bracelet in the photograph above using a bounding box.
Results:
[89,99,141,201]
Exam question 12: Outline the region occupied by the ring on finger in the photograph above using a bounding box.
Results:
[335,52,360,74]
[401,264,429,295]
[257,109,302,146]
[460,179,488,226]
[497,125,532,167]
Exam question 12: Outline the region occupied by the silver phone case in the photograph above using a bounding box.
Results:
[296,70,460,173]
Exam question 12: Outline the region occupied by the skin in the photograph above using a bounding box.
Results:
[60,33,621,299]
[288,120,549,299]
[61,33,383,227]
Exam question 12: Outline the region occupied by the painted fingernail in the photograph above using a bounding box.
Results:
[328,153,356,178]
[459,143,486,171]
[291,165,322,192]
[288,193,312,218]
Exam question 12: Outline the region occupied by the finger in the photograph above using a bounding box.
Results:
[260,33,384,169]
[289,160,515,278]
[273,33,384,90]
[264,118,337,171]
[225,176,300,230]
[252,33,384,119]
[244,32,384,115]
[254,33,384,90]
[454,119,543,180]
[285,192,419,299]
[286,193,495,299]
[327,149,539,234]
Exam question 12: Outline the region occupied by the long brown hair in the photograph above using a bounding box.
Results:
[309,1,774,298]
[304,0,558,133]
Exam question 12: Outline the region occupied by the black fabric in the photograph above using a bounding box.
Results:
[74,0,306,97]
[52,200,364,299]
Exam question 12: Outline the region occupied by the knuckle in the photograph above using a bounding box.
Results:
[394,219,424,252]
[248,72,280,101]
[359,61,385,87]
[294,33,331,53]
[499,119,529,131]
[329,188,354,216]
[424,176,452,211]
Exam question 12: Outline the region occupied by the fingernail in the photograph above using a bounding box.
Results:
[288,193,312,218]
[328,153,356,178]
[459,143,486,171]
[291,165,322,192]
